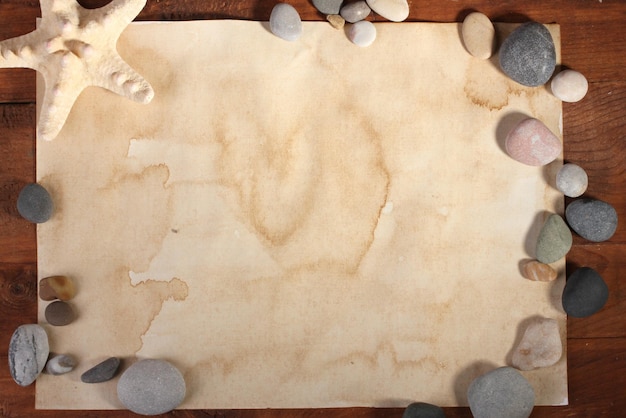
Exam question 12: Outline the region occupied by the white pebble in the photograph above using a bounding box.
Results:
[461,12,495,59]
[366,0,409,22]
[269,3,302,42]
[556,163,588,197]
[551,69,588,102]
[348,21,377,47]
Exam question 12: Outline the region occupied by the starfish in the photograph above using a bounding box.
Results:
[0,0,154,141]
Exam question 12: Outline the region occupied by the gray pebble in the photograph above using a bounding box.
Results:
[81,357,121,383]
[46,354,77,375]
[536,214,572,264]
[17,183,53,223]
[340,1,371,23]
[562,267,609,318]
[468,367,535,418]
[313,0,344,15]
[269,3,303,42]
[499,22,556,87]
[556,163,588,198]
[565,198,618,242]
[403,401,446,418]
[45,300,76,326]
[8,324,49,386]
[117,359,186,415]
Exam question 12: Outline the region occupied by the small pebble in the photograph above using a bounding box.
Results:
[505,118,562,166]
[535,214,572,264]
[562,267,609,318]
[556,163,588,198]
[551,70,588,102]
[46,354,77,375]
[269,3,302,42]
[461,12,496,59]
[326,14,345,29]
[348,21,377,47]
[366,0,409,22]
[117,359,186,415]
[45,301,76,326]
[81,357,121,383]
[8,324,49,386]
[511,317,562,371]
[499,22,556,87]
[565,198,618,242]
[17,183,53,223]
[39,275,76,301]
[467,367,535,418]
[312,0,344,15]
[402,401,446,418]
[340,1,371,23]
[522,260,558,282]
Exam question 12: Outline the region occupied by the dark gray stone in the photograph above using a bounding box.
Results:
[45,301,76,326]
[403,401,446,418]
[340,1,371,23]
[16,183,53,223]
[467,367,535,418]
[536,214,572,264]
[313,0,343,15]
[8,324,49,386]
[565,198,618,242]
[117,359,186,415]
[269,3,303,42]
[499,22,556,87]
[81,357,121,383]
[562,267,609,318]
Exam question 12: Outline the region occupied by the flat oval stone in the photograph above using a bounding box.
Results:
[8,324,49,386]
[45,301,76,326]
[117,359,186,415]
[551,69,588,103]
[312,0,343,15]
[511,317,562,371]
[522,260,558,282]
[366,0,409,22]
[340,1,371,23]
[81,357,121,383]
[403,401,446,418]
[499,22,556,87]
[462,12,496,59]
[269,3,302,42]
[562,267,609,318]
[348,20,377,47]
[505,118,562,166]
[565,198,618,242]
[536,214,572,264]
[39,275,76,301]
[46,354,77,375]
[468,367,535,418]
[17,183,53,223]
[556,163,588,198]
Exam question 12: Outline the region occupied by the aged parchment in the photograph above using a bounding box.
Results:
[36,21,566,409]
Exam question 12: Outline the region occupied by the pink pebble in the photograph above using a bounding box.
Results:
[505,118,562,166]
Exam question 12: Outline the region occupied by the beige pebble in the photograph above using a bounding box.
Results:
[551,69,588,103]
[326,14,345,30]
[522,260,558,282]
[512,317,562,371]
[39,275,76,301]
[461,12,496,59]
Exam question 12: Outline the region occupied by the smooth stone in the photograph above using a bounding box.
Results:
[402,401,446,418]
[312,0,344,15]
[366,0,409,22]
[468,367,535,418]
[81,357,121,383]
[505,118,562,166]
[565,198,618,242]
[522,260,558,282]
[326,14,345,29]
[461,12,496,59]
[340,1,371,23]
[562,267,609,318]
[45,300,76,326]
[17,183,53,223]
[551,69,588,102]
[46,354,77,375]
[39,275,76,301]
[348,21,377,47]
[536,214,572,264]
[8,324,49,386]
[556,163,588,198]
[269,3,302,42]
[499,22,556,87]
[117,359,186,415]
[511,317,562,371]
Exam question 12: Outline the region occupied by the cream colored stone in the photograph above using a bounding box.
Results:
[462,12,496,59]
[551,69,588,102]
[522,261,558,282]
[512,317,563,371]
[366,0,409,22]
[326,14,345,30]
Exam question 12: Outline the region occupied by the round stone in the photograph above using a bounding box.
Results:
[522,260,558,282]
[366,0,409,22]
[505,118,562,166]
[46,354,77,375]
[39,275,76,301]
[312,0,344,15]
[117,359,186,415]
[45,301,76,326]
[511,317,562,371]
[17,183,53,223]
[551,69,588,103]
[461,12,496,59]
[340,1,371,23]
[556,163,588,198]
[499,22,556,87]
[468,367,535,418]
[565,198,618,242]
[269,3,302,42]
[403,401,446,418]
[8,324,49,386]
[562,267,609,318]
[81,357,121,383]
[348,20,377,47]
[535,214,572,264]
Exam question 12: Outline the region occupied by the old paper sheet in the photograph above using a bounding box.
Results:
[36,21,566,409]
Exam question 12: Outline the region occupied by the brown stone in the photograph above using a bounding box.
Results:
[44,301,76,326]
[39,275,76,301]
[326,14,345,30]
[522,261,557,282]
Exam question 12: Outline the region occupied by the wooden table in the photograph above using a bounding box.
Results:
[1,1,624,417]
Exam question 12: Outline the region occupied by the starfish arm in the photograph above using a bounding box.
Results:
[92,53,154,104]
[0,32,43,69]
[80,0,147,36]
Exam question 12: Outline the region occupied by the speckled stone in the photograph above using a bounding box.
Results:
[348,20,377,47]
[468,367,535,418]
[511,317,562,371]
[556,163,588,198]
[499,22,556,87]
[562,267,609,318]
[46,354,77,375]
[402,401,446,418]
[81,357,121,383]
[462,12,496,59]
[536,214,572,264]
[366,0,409,22]
[8,324,49,386]
[269,3,302,42]
[565,198,618,242]
[551,69,588,103]
[17,183,53,223]
[522,260,558,282]
[340,1,371,23]
[505,118,561,166]
[45,301,76,326]
[39,275,76,301]
[313,0,344,15]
